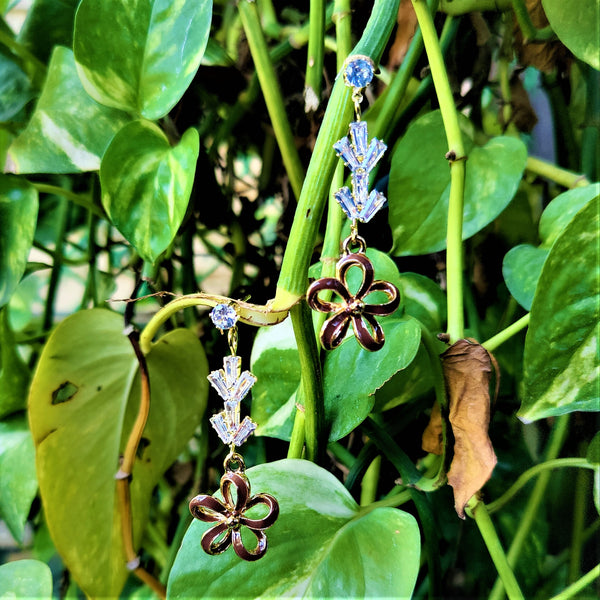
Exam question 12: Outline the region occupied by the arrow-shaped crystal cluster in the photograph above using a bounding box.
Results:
[333,121,388,223]
[208,355,257,447]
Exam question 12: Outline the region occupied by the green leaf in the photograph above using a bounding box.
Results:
[167,459,421,599]
[16,0,79,63]
[0,174,38,307]
[73,0,213,119]
[399,272,447,332]
[29,308,208,597]
[250,318,299,441]
[539,185,600,248]
[0,307,30,419]
[100,120,199,263]
[502,244,548,311]
[588,433,600,515]
[8,47,130,174]
[324,316,421,440]
[541,0,600,70]
[0,414,37,543]
[389,111,527,255]
[0,48,33,122]
[519,197,600,421]
[0,559,52,599]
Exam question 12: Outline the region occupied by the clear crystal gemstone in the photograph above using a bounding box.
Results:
[233,416,257,446]
[361,190,387,223]
[349,121,369,157]
[209,304,238,330]
[363,138,387,172]
[207,356,256,403]
[333,137,360,170]
[343,57,374,89]
[334,187,355,220]
[210,413,232,444]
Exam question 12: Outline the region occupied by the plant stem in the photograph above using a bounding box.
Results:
[360,455,381,506]
[332,0,352,64]
[482,313,530,352]
[290,302,324,462]
[274,0,400,308]
[549,563,600,600]
[439,0,511,13]
[510,0,555,41]
[412,0,466,343]
[305,0,325,111]
[238,0,305,200]
[467,499,524,600]
[489,415,570,600]
[287,408,306,459]
[32,183,105,218]
[486,458,593,514]
[526,156,590,188]
[568,458,588,583]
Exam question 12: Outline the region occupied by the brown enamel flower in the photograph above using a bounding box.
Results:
[307,252,400,352]
[189,471,279,562]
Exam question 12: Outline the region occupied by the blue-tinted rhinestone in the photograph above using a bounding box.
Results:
[334,187,356,220]
[363,138,387,172]
[361,190,387,223]
[333,137,360,170]
[343,57,374,89]
[209,304,238,330]
[351,170,370,205]
[349,121,369,157]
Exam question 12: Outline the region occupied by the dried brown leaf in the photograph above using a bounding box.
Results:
[422,400,443,455]
[442,339,498,518]
[388,0,418,69]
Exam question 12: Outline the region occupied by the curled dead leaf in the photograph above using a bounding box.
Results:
[442,339,498,519]
[422,400,443,455]
[388,0,418,69]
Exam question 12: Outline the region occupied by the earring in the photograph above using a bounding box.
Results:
[189,303,279,562]
[307,56,400,352]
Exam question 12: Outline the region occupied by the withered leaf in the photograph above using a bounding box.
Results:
[442,339,498,518]
[422,400,443,455]
[388,0,418,69]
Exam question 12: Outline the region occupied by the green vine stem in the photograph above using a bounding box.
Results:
[486,458,594,514]
[549,563,600,600]
[290,302,325,462]
[489,415,570,600]
[360,456,381,506]
[482,313,530,352]
[238,0,305,200]
[568,460,589,583]
[439,0,511,13]
[139,293,292,354]
[412,0,466,343]
[466,498,525,600]
[32,183,105,218]
[526,156,591,188]
[273,0,401,309]
[287,409,306,459]
[510,0,555,42]
[305,0,325,111]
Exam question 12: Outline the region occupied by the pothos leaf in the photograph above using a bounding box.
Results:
[167,459,421,599]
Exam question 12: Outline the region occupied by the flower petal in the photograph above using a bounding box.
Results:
[320,311,351,350]
[337,253,374,299]
[307,277,351,312]
[189,494,228,523]
[240,493,279,530]
[201,522,232,555]
[221,472,250,513]
[352,314,385,351]
[363,281,400,316]
[232,528,268,562]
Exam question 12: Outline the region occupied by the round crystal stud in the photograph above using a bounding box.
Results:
[210,304,238,330]
[343,57,374,90]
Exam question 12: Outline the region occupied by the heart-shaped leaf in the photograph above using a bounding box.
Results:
[541,0,600,70]
[100,120,199,263]
[0,174,38,307]
[29,308,208,597]
[503,185,599,310]
[0,559,52,600]
[8,47,130,174]
[74,0,213,119]
[519,196,599,421]
[389,111,527,255]
[0,413,37,542]
[167,459,421,599]
[0,47,32,122]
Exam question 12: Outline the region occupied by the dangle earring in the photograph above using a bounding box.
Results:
[307,56,400,352]
[189,304,279,561]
